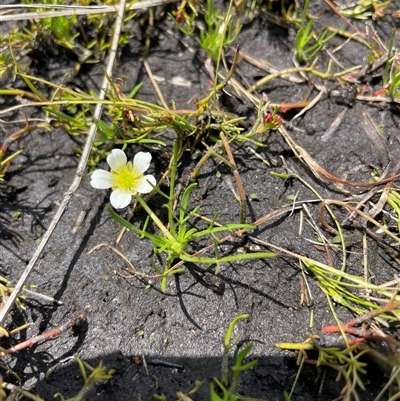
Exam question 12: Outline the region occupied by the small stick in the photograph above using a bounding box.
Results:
[279,124,400,188]
[290,86,327,122]
[360,109,391,166]
[0,315,85,358]
[320,108,347,142]
[142,354,149,376]
[302,204,333,268]
[0,0,181,22]
[237,49,305,84]
[143,59,169,110]
[318,199,400,243]
[220,132,246,224]
[0,120,39,154]
[362,234,371,301]
[247,67,313,93]
[71,210,88,234]
[0,0,127,326]
[148,359,184,370]
[22,288,63,305]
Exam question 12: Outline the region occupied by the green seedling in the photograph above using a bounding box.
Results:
[170,1,198,36]
[388,66,400,98]
[20,0,79,50]
[278,300,400,400]
[173,0,242,61]
[249,193,259,201]
[271,171,290,180]
[154,381,204,401]
[11,211,21,220]
[386,189,400,232]
[199,0,241,61]
[295,0,341,64]
[46,15,79,50]
[277,337,369,401]
[109,142,275,292]
[19,0,130,62]
[382,28,396,87]
[338,0,391,20]
[53,358,115,401]
[0,51,11,81]
[153,316,261,400]
[0,149,22,181]
[210,315,258,401]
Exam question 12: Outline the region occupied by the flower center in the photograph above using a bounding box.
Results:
[112,162,141,194]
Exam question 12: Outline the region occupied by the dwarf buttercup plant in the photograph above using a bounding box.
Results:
[90,149,156,209]
[94,144,275,292]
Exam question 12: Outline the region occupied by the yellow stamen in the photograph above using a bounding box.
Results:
[112,162,141,194]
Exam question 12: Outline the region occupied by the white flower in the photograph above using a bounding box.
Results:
[90,149,156,209]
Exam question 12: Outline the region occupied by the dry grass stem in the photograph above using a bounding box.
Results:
[0,0,128,326]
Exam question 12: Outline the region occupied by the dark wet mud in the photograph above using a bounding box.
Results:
[1,1,400,400]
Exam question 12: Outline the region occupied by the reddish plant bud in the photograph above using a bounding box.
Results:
[176,13,183,25]
[264,113,273,123]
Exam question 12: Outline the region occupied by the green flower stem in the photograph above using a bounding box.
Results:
[134,194,177,245]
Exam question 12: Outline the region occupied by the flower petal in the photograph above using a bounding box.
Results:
[110,189,132,209]
[135,174,156,194]
[90,170,116,189]
[107,149,127,172]
[132,152,152,174]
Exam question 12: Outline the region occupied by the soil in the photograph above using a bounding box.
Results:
[1,1,400,400]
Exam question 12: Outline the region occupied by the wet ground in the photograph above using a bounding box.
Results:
[1,1,400,400]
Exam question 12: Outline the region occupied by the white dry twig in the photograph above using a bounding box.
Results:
[0,0,129,325]
[0,0,179,21]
